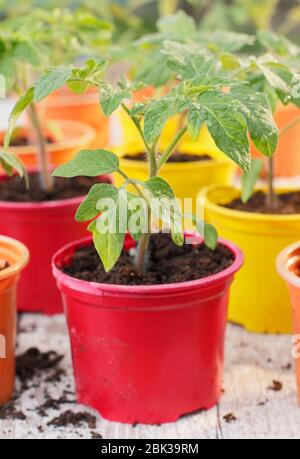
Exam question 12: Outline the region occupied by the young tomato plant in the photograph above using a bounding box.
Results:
[227,34,300,207]
[1,8,113,192]
[11,41,278,273]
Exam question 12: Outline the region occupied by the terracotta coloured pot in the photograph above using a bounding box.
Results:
[0,121,96,168]
[39,87,109,148]
[277,242,300,403]
[0,236,29,405]
[251,104,300,177]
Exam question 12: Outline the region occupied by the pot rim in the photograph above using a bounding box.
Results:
[277,242,300,289]
[2,120,96,156]
[0,235,29,281]
[0,169,112,210]
[52,233,244,295]
[204,185,300,222]
[46,89,98,108]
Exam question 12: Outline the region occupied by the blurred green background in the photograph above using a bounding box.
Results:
[0,0,299,43]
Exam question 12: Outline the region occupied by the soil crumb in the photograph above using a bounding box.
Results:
[225,190,300,215]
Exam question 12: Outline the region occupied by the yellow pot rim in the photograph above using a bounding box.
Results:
[6,120,96,156]
[277,242,300,289]
[117,152,232,171]
[0,236,29,281]
[204,185,300,223]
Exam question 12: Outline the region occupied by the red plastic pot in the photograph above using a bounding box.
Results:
[52,234,243,424]
[0,173,111,315]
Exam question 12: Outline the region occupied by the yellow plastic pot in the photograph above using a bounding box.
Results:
[113,142,236,204]
[117,110,222,156]
[203,185,300,334]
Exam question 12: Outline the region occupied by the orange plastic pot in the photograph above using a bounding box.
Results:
[277,242,300,403]
[0,121,96,168]
[39,87,109,148]
[0,236,29,405]
[251,105,300,177]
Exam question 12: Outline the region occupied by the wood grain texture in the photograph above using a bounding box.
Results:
[0,314,299,439]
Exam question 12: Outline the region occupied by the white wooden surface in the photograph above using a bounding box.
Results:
[0,314,299,440]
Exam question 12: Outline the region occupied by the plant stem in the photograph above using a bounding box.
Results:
[28,103,53,192]
[266,156,277,209]
[280,115,300,138]
[121,103,151,153]
[157,126,187,171]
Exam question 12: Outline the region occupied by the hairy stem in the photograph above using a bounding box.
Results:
[266,156,277,209]
[121,103,151,154]
[158,126,187,171]
[28,103,53,192]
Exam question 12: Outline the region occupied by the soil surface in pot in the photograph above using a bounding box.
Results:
[2,135,54,147]
[0,172,110,203]
[225,190,300,215]
[0,258,9,270]
[64,233,234,285]
[123,152,212,163]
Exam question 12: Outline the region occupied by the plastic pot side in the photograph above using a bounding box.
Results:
[52,234,243,424]
[0,236,29,405]
[0,173,111,315]
[251,104,300,178]
[277,242,300,403]
[39,89,109,149]
[203,185,300,334]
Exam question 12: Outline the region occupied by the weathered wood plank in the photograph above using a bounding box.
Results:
[0,314,298,439]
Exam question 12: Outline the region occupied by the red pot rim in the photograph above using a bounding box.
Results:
[52,233,244,295]
[0,169,112,210]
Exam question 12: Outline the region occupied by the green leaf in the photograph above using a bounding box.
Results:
[34,65,73,102]
[127,192,148,242]
[53,150,119,178]
[88,189,137,272]
[164,41,216,81]
[143,98,173,144]
[257,30,299,57]
[89,220,125,273]
[188,91,251,172]
[100,85,130,117]
[12,41,41,66]
[254,58,290,95]
[67,59,107,95]
[241,158,264,204]
[76,183,118,222]
[144,177,184,246]
[157,10,197,39]
[232,87,278,156]
[5,87,34,150]
[186,214,218,250]
[0,151,26,178]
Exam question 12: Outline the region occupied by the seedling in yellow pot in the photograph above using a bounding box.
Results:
[204,42,300,333]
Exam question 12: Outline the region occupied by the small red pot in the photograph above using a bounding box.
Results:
[0,173,111,315]
[52,234,243,424]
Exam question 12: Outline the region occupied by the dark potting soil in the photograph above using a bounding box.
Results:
[225,190,300,215]
[64,233,234,286]
[47,410,97,429]
[0,172,109,203]
[0,259,9,271]
[123,152,212,163]
[8,135,54,147]
[16,348,64,389]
